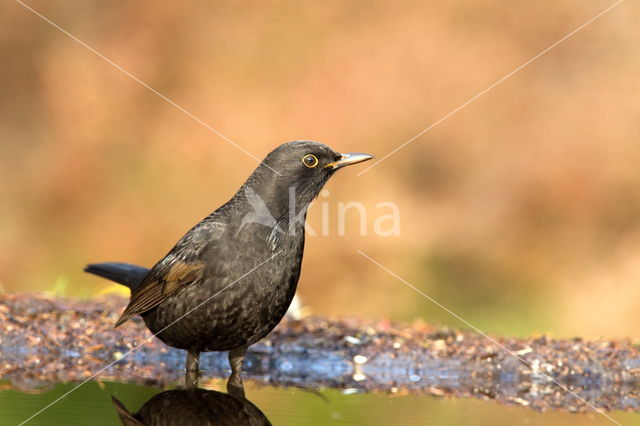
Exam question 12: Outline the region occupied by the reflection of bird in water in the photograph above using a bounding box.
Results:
[112,384,271,426]
[85,141,372,390]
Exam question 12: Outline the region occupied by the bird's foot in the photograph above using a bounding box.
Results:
[227,371,245,398]
[185,368,199,389]
[185,350,200,389]
[227,346,248,397]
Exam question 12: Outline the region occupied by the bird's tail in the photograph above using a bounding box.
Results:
[84,262,149,292]
[111,396,142,425]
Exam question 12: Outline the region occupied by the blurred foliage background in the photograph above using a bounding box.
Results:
[2,0,639,339]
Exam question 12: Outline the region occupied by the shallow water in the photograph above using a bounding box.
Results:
[3,296,640,424]
[3,380,639,426]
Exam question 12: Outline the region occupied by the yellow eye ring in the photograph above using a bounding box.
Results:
[302,154,318,168]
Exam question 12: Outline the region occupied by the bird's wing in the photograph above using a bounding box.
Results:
[114,258,205,327]
[115,221,226,327]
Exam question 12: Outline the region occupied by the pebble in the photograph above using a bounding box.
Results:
[353,355,368,365]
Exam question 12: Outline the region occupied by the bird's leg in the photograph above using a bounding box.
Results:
[185,350,200,389]
[227,346,248,398]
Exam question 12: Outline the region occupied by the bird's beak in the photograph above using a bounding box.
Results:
[325,153,374,170]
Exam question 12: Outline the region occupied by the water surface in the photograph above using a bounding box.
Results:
[3,380,638,425]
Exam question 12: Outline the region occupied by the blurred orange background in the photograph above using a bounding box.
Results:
[2,0,639,339]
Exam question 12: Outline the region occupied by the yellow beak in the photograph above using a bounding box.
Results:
[325,153,374,170]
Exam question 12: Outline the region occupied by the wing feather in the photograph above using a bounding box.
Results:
[114,220,227,327]
[115,260,204,327]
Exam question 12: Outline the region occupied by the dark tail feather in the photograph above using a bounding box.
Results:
[111,396,143,425]
[84,262,149,292]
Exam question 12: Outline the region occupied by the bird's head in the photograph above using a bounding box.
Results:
[243,141,373,218]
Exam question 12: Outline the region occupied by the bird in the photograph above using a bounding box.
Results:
[84,141,373,391]
[111,387,271,426]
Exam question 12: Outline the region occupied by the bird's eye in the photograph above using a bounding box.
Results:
[302,154,318,168]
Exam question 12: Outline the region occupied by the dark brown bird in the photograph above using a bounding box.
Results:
[111,387,271,426]
[85,141,372,390]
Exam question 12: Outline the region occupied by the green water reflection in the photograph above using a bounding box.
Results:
[2,380,637,425]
